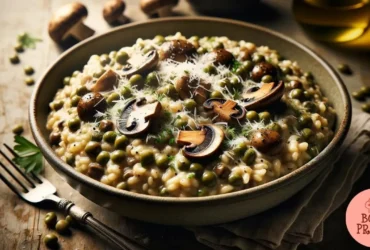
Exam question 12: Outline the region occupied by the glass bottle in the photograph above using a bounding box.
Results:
[292,0,370,42]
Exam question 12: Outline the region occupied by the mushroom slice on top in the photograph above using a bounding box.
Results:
[122,50,159,78]
[241,81,285,110]
[159,39,196,62]
[48,2,95,44]
[176,125,224,158]
[250,129,282,154]
[90,69,119,92]
[203,99,245,122]
[117,98,162,136]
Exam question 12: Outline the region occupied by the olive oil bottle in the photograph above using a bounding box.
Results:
[292,0,370,42]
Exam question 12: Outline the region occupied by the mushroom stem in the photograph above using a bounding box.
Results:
[157,6,172,17]
[117,15,129,24]
[176,130,206,147]
[67,21,95,41]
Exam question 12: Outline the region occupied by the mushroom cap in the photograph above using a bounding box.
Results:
[122,50,159,77]
[48,2,88,43]
[77,92,107,122]
[250,62,278,82]
[140,0,179,15]
[250,129,282,154]
[159,39,196,62]
[103,0,126,24]
[207,49,235,67]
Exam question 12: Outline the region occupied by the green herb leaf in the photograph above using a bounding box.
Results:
[17,33,42,49]
[232,60,242,73]
[167,155,175,162]
[13,135,43,173]
[169,138,175,145]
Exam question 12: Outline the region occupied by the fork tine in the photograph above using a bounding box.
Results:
[4,144,42,184]
[0,161,29,192]
[0,149,36,187]
[0,172,23,197]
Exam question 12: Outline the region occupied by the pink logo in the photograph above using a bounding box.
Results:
[346,189,370,247]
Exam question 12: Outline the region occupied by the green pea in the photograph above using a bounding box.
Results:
[197,47,207,54]
[230,76,241,88]
[66,155,75,166]
[189,163,203,177]
[202,170,217,187]
[360,86,370,96]
[246,110,259,122]
[304,71,314,80]
[198,187,209,197]
[9,54,20,64]
[261,75,273,83]
[24,65,34,75]
[242,60,254,71]
[298,115,313,128]
[213,41,224,49]
[174,119,187,128]
[154,35,165,45]
[43,233,58,248]
[114,135,128,149]
[116,51,129,65]
[117,181,128,190]
[76,86,88,96]
[259,111,271,122]
[91,131,103,141]
[301,128,313,140]
[155,154,169,169]
[160,187,169,196]
[140,149,155,167]
[25,77,35,86]
[71,95,81,107]
[107,92,120,106]
[72,70,80,77]
[120,87,132,98]
[103,131,117,143]
[303,90,314,99]
[146,72,159,86]
[51,100,64,111]
[338,64,352,75]
[352,91,365,101]
[183,99,197,111]
[190,35,199,41]
[109,51,117,59]
[218,78,230,88]
[111,150,126,164]
[63,76,71,85]
[228,173,243,186]
[93,68,105,78]
[100,54,111,66]
[55,219,69,234]
[44,212,57,228]
[65,215,76,227]
[289,89,303,99]
[129,74,145,88]
[243,148,256,165]
[233,143,247,156]
[96,151,110,165]
[308,145,319,158]
[84,141,102,158]
[14,43,24,52]
[176,156,191,171]
[210,90,223,98]
[68,117,80,132]
[203,64,217,75]
[282,67,293,75]
[267,122,281,132]
[164,84,177,98]
[252,54,265,63]
[362,103,370,113]
[12,124,24,135]
[302,101,318,113]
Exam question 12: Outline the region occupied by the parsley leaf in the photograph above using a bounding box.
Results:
[17,32,42,49]
[13,135,43,173]
[232,60,242,73]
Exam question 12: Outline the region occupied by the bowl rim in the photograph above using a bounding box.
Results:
[29,16,351,204]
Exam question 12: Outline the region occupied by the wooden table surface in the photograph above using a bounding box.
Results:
[0,1,369,250]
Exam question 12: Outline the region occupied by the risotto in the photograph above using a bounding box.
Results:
[46,33,336,197]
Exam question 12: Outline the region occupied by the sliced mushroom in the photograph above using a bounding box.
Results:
[203,99,245,122]
[207,49,235,67]
[174,75,210,104]
[90,69,119,92]
[241,81,285,110]
[159,39,196,62]
[117,98,162,136]
[250,129,282,154]
[140,0,179,17]
[177,125,224,158]
[103,0,128,25]
[122,50,159,78]
[48,2,95,44]
[77,92,107,122]
[250,62,278,82]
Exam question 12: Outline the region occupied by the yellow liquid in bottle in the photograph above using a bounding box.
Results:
[292,0,370,42]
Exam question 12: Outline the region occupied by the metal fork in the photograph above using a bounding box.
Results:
[0,144,143,250]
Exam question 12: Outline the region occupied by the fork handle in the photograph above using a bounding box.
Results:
[58,199,142,250]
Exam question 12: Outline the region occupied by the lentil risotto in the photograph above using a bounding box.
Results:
[46,33,336,197]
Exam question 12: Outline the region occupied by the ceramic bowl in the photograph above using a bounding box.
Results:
[29,17,351,226]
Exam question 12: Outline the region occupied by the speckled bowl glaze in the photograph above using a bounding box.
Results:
[29,17,351,226]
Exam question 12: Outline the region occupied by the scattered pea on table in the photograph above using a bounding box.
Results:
[12,124,24,135]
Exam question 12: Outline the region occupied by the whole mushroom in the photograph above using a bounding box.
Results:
[103,0,128,25]
[77,92,107,122]
[159,39,196,62]
[250,129,282,154]
[48,2,95,44]
[140,0,179,17]
[207,49,235,67]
